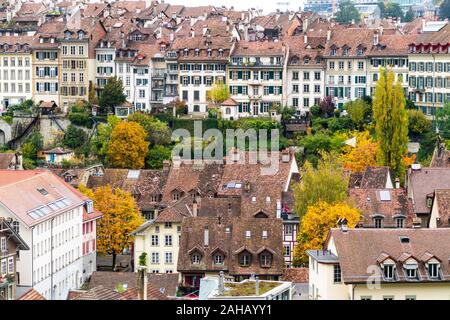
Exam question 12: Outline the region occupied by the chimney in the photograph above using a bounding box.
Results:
[190,28,195,38]
[169,32,174,42]
[281,148,290,163]
[373,31,379,46]
[422,18,426,32]
[218,271,225,294]
[204,226,209,246]
[255,276,260,295]
[137,267,148,300]
[338,217,348,232]
[395,178,400,189]
[172,156,181,169]
[193,198,198,217]
[303,33,307,44]
[326,29,331,41]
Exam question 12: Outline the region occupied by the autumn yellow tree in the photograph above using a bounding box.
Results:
[106,121,149,169]
[292,202,360,265]
[340,131,379,173]
[78,184,144,269]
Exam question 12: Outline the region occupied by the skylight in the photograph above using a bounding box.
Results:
[37,188,49,196]
[380,190,391,201]
[127,170,140,179]
[224,182,242,189]
[28,198,72,220]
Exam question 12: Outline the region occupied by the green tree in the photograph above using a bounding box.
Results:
[408,109,431,137]
[63,125,87,149]
[440,0,450,19]
[335,0,361,24]
[346,99,368,130]
[89,82,98,105]
[293,152,349,218]
[373,68,409,179]
[436,101,450,139]
[146,145,172,169]
[98,77,126,114]
[378,2,386,18]
[385,2,404,19]
[404,7,415,22]
[128,112,172,146]
[91,115,120,159]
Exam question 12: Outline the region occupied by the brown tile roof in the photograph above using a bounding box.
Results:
[0,36,33,52]
[111,1,147,12]
[82,3,108,17]
[430,145,450,168]
[181,6,216,18]
[349,188,415,228]
[172,35,233,61]
[413,23,450,45]
[232,40,286,56]
[0,170,88,227]
[433,190,450,228]
[119,285,170,300]
[349,166,393,189]
[368,34,418,56]
[87,271,178,297]
[43,147,72,154]
[326,228,450,283]
[18,289,46,300]
[221,98,238,106]
[408,167,450,214]
[282,267,309,283]
[161,161,224,204]
[324,28,374,57]
[73,285,124,300]
[87,168,169,211]
[178,216,284,276]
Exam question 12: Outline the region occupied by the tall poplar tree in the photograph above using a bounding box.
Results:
[373,69,408,179]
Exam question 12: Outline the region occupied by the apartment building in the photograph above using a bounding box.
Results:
[31,35,61,108]
[228,41,287,117]
[0,170,95,300]
[173,35,231,114]
[95,39,116,97]
[0,217,29,300]
[407,23,450,117]
[308,227,450,300]
[59,17,106,112]
[0,36,33,112]
[115,47,136,109]
[285,36,325,111]
[367,33,414,96]
[324,28,373,109]
[81,200,102,283]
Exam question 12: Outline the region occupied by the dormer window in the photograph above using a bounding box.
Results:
[315,57,321,64]
[357,48,363,56]
[303,57,309,64]
[78,31,85,40]
[259,251,272,268]
[64,31,71,40]
[395,217,405,228]
[239,252,251,267]
[404,261,419,280]
[427,262,440,279]
[86,200,93,214]
[383,262,395,280]
[195,48,200,56]
[330,48,336,56]
[218,48,223,56]
[291,57,298,64]
[213,252,224,265]
[207,48,212,57]
[343,48,349,56]
[191,252,201,264]
[172,191,180,201]
[183,48,189,56]
[374,216,383,228]
[426,195,433,208]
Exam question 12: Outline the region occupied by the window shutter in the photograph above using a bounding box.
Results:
[238,103,242,113]
[238,71,243,79]
[229,71,232,79]
[279,71,283,79]
[269,71,274,79]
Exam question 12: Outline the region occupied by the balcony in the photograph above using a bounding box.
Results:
[152,69,166,78]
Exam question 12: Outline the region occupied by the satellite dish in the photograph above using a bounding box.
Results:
[249,57,256,63]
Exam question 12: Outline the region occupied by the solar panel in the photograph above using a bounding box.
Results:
[226,182,236,189]
[235,183,242,189]
[380,190,391,201]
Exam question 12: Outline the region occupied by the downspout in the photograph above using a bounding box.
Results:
[50,217,54,300]
[352,284,356,300]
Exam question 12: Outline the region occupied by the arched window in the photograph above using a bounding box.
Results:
[226,107,231,114]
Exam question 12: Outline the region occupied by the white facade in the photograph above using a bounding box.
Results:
[286,66,325,110]
[0,51,33,111]
[95,44,116,96]
[0,203,84,300]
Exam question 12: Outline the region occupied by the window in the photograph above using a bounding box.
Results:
[383,264,395,280]
[358,61,364,70]
[333,264,342,283]
[165,252,173,264]
[383,296,394,300]
[191,253,201,264]
[396,218,405,228]
[374,217,383,228]
[405,295,416,300]
[172,192,180,201]
[260,252,272,267]
[214,253,224,265]
[165,235,172,246]
[151,252,159,264]
[405,263,418,280]
[292,71,299,80]
[284,245,290,257]
[0,237,6,252]
[360,296,372,300]
[303,72,310,80]
[314,72,321,80]
[151,235,159,246]
[285,224,293,236]
[427,263,439,278]
[240,253,251,267]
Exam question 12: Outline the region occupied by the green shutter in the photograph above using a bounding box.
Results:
[238,71,243,79]
[238,103,243,113]
[269,71,274,79]
[229,71,232,79]
[279,71,283,80]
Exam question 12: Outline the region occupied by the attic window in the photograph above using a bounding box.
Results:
[127,170,140,179]
[343,48,349,56]
[291,57,298,64]
[427,262,440,279]
[260,251,272,268]
[251,196,256,203]
[239,252,251,267]
[218,48,223,56]
[374,217,383,228]
[400,236,410,244]
[266,196,271,203]
[330,48,336,56]
[303,57,309,64]
[262,230,268,239]
[213,252,224,265]
[207,48,212,57]
[194,48,200,56]
[357,48,364,56]
[183,48,189,56]
[404,261,419,280]
[245,230,251,239]
[191,252,201,264]
[382,262,395,280]
[37,188,48,196]
[380,190,391,201]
